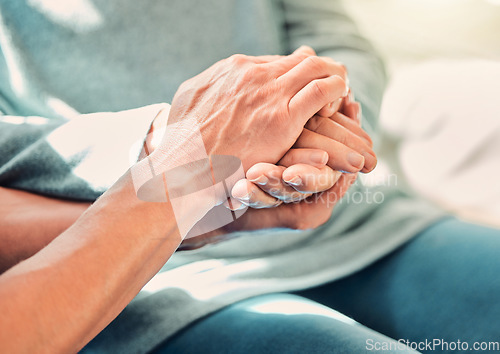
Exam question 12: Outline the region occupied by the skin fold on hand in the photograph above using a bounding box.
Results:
[179,80,375,250]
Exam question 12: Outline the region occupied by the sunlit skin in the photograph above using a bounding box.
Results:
[0,48,376,352]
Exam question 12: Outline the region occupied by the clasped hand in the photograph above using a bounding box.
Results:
[144,46,377,249]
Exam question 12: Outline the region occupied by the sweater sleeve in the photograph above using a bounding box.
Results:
[0,103,169,201]
[279,0,388,142]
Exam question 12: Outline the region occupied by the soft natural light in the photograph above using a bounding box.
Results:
[247,297,358,326]
[0,115,51,125]
[46,97,79,118]
[141,259,269,300]
[0,13,27,96]
[45,106,159,191]
[27,0,103,33]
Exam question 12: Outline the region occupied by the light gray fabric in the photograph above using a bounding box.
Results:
[0,0,446,352]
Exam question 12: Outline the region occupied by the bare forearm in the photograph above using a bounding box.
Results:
[0,187,90,273]
[0,172,207,353]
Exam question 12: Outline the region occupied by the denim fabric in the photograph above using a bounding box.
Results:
[153,219,500,353]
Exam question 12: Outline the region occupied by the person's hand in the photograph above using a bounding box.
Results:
[177,171,358,250]
[178,89,372,250]
[229,88,373,210]
[133,47,351,239]
[219,64,372,210]
[156,47,348,170]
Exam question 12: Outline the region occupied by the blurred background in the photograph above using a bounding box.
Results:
[344,0,500,71]
[343,0,500,227]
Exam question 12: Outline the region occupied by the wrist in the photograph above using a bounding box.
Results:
[134,110,247,239]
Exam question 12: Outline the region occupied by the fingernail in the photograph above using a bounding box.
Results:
[357,105,363,122]
[284,176,302,186]
[231,204,246,211]
[362,152,377,171]
[236,193,251,202]
[311,151,328,165]
[249,175,268,185]
[347,152,364,170]
[226,199,246,211]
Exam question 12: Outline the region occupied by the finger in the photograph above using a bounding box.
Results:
[278,55,347,96]
[289,75,348,127]
[246,163,309,203]
[294,128,366,173]
[314,172,358,207]
[342,90,362,124]
[329,112,372,147]
[250,55,285,63]
[339,91,358,121]
[317,97,343,118]
[341,100,359,122]
[356,103,363,124]
[305,115,376,172]
[231,179,282,209]
[275,173,358,231]
[282,164,342,194]
[278,148,329,168]
[263,45,316,76]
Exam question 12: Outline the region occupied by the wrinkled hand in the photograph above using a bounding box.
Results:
[233,89,372,208]
[154,46,348,171]
[179,88,374,250]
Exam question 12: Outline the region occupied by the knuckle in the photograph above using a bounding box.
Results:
[304,55,326,73]
[297,53,311,62]
[293,219,311,230]
[177,79,190,93]
[311,80,328,101]
[228,54,248,66]
[299,45,317,56]
[324,57,347,77]
[338,63,348,78]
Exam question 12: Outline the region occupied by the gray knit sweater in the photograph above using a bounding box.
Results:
[0,0,445,352]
